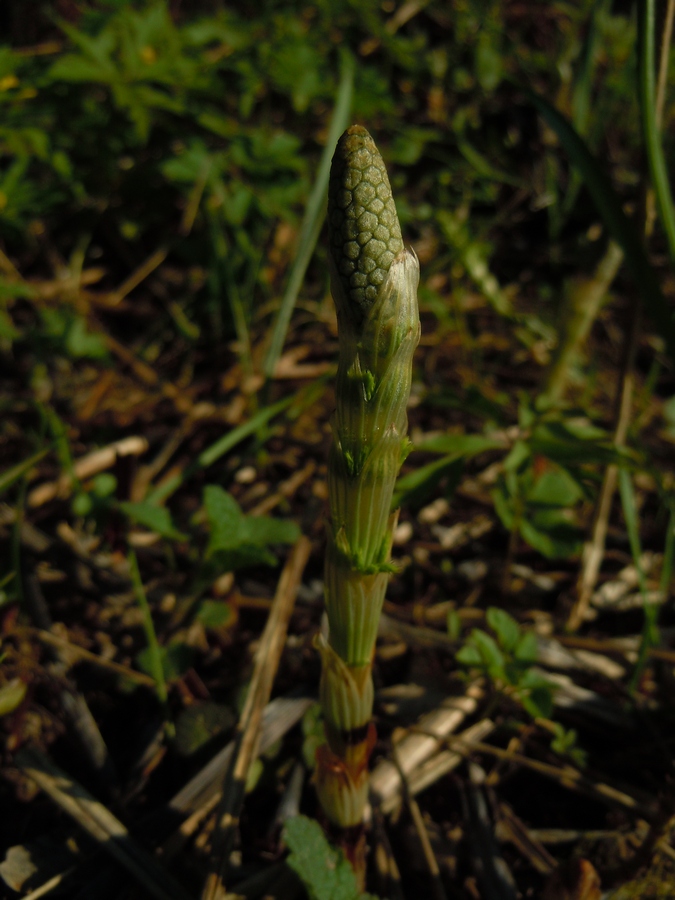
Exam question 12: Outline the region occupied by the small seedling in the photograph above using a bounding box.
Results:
[456,606,554,719]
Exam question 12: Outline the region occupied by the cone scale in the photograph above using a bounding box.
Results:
[316,126,420,836]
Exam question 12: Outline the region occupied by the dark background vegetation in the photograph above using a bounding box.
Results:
[1,1,674,898]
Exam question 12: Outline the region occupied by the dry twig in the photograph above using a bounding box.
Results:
[200,536,311,900]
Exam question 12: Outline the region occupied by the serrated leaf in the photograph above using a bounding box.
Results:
[204,485,299,565]
[284,815,378,900]
[119,501,187,541]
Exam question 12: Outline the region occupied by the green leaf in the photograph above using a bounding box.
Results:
[518,669,555,719]
[196,600,235,629]
[284,815,378,900]
[204,486,242,555]
[503,440,530,472]
[174,701,235,757]
[456,643,483,667]
[119,501,187,541]
[486,607,520,653]
[447,608,462,641]
[520,684,554,720]
[492,482,515,531]
[72,492,93,517]
[241,513,300,548]
[513,631,538,664]
[49,54,113,83]
[475,30,502,92]
[204,485,299,567]
[394,455,464,509]
[92,472,117,498]
[520,514,582,560]
[416,433,505,456]
[529,421,622,467]
[526,466,585,508]
[467,629,506,681]
[137,641,195,682]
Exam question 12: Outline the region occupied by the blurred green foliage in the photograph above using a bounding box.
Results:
[1,1,671,602]
[0,0,644,344]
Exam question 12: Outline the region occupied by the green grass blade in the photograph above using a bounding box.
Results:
[559,0,609,223]
[129,551,168,710]
[0,448,48,497]
[660,506,675,597]
[618,469,648,598]
[263,53,354,379]
[144,395,294,505]
[528,90,675,361]
[618,469,659,690]
[638,0,675,263]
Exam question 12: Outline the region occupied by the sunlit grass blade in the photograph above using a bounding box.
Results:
[528,90,675,361]
[263,53,355,379]
[145,395,294,504]
[638,0,675,263]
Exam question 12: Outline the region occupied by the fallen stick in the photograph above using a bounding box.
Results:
[201,536,312,900]
[370,681,484,810]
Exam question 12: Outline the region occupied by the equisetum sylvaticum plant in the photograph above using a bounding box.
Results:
[315,125,420,855]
